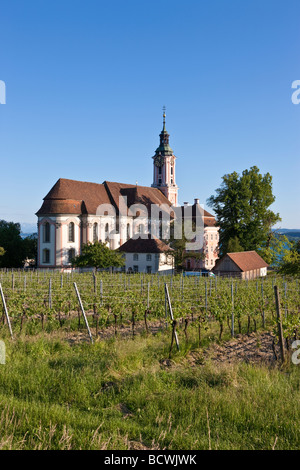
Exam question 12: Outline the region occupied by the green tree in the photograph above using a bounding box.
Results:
[207,166,280,256]
[22,234,38,265]
[0,247,5,257]
[259,231,292,266]
[278,240,300,276]
[0,220,24,268]
[227,236,244,253]
[72,241,125,271]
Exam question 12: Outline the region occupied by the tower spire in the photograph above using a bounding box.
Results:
[163,106,166,130]
[151,108,179,207]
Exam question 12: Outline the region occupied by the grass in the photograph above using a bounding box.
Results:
[0,325,299,450]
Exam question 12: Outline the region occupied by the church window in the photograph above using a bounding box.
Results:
[105,223,109,241]
[127,223,131,240]
[93,223,98,241]
[171,166,173,175]
[158,167,162,175]
[68,248,75,263]
[43,249,50,264]
[159,221,162,239]
[43,222,50,243]
[68,222,75,243]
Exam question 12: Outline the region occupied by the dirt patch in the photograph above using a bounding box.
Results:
[198,331,279,365]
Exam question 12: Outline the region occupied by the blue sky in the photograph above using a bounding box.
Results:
[0,0,299,230]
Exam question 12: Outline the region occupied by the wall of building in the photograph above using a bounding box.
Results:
[38,212,218,272]
[124,252,174,275]
[38,214,152,269]
[184,226,219,271]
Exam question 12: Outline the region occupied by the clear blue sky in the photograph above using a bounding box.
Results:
[0,0,299,230]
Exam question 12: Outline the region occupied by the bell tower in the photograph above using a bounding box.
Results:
[151,108,179,206]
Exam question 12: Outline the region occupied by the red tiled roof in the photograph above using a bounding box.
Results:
[214,251,268,272]
[36,178,173,216]
[104,181,172,215]
[203,217,216,227]
[36,199,84,215]
[36,179,111,215]
[118,235,173,253]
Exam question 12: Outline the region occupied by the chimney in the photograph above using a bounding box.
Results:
[194,198,199,205]
[184,202,189,207]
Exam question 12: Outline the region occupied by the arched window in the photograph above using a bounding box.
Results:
[105,223,109,242]
[93,223,98,242]
[68,222,75,242]
[127,223,131,240]
[138,224,144,234]
[43,249,50,264]
[68,248,75,264]
[159,221,162,239]
[43,222,50,243]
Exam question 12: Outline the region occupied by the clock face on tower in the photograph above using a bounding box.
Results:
[154,154,164,167]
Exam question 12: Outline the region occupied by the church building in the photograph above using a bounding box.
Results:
[36,112,219,271]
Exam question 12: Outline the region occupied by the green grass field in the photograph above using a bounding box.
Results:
[0,324,299,450]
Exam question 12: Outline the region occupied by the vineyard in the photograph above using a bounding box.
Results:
[0,270,300,450]
[0,270,299,359]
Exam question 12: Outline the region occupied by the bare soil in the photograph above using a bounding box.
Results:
[189,331,279,366]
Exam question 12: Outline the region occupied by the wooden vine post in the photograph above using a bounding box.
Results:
[169,320,178,359]
[164,283,180,351]
[48,278,52,310]
[274,285,286,364]
[0,283,14,339]
[74,282,94,344]
[231,281,234,338]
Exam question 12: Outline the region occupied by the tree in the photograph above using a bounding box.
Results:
[72,241,125,271]
[227,236,244,253]
[259,231,292,267]
[22,234,38,265]
[207,166,281,256]
[0,220,24,268]
[0,220,38,268]
[278,240,300,276]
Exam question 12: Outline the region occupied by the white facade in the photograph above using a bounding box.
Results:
[37,214,137,269]
[260,267,267,277]
[124,252,174,275]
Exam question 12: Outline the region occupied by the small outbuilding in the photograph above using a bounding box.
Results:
[118,235,174,275]
[213,251,268,279]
